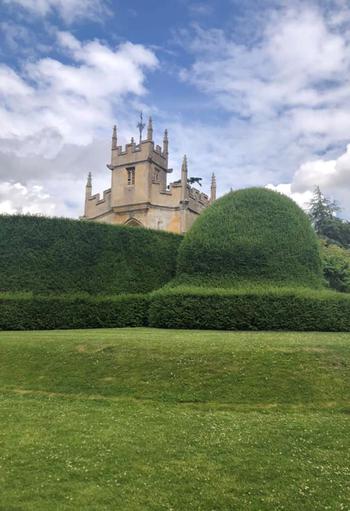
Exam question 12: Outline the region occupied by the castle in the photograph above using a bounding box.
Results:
[82,117,217,234]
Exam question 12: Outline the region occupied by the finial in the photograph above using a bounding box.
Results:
[181,155,188,203]
[147,116,153,141]
[211,172,217,201]
[84,172,92,212]
[112,125,117,150]
[163,128,169,160]
[137,112,145,143]
[182,154,188,172]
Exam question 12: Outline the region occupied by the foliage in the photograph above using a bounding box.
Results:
[0,215,182,295]
[308,185,340,232]
[308,186,350,248]
[177,187,323,289]
[149,286,350,330]
[0,292,149,330]
[320,241,350,293]
[1,328,350,510]
[321,217,350,248]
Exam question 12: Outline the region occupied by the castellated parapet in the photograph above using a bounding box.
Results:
[82,118,216,234]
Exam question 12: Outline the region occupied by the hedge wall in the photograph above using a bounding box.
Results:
[0,293,149,330]
[0,215,182,295]
[4,287,350,331]
[148,287,350,331]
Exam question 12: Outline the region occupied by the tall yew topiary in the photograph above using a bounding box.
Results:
[176,187,324,289]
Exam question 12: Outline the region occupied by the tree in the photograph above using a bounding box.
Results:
[307,186,350,248]
[308,186,340,234]
[320,241,350,293]
[321,217,350,248]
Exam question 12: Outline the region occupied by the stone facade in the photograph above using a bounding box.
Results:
[82,118,217,234]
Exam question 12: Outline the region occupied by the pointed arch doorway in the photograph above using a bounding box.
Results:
[124,218,143,228]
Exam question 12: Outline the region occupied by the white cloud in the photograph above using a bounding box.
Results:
[266,183,313,210]
[0,135,114,217]
[0,65,31,97]
[292,158,338,192]
[2,0,108,23]
[267,144,350,216]
[0,32,158,154]
[0,182,55,215]
[181,8,349,120]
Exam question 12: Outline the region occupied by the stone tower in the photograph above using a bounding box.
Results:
[82,118,216,234]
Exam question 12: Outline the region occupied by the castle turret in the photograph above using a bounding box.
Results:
[163,129,169,163]
[84,172,92,216]
[211,173,217,202]
[147,117,153,141]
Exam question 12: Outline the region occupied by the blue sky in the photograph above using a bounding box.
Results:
[1,0,350,217]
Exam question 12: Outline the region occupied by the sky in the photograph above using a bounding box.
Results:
[1,0,350,217]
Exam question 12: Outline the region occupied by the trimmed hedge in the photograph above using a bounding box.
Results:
[176,188,323,289]
[0,215,182,295]
[3,287,350,332]
[149,287,350,331]
[0,293,149,330]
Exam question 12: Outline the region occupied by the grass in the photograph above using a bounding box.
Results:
[1,328,350,510]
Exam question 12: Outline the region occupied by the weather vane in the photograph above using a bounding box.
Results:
[137,112,145,143]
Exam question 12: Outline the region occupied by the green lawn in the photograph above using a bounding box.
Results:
[1,328,350,510]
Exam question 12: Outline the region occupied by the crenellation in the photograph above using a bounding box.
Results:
[102,188,111,200]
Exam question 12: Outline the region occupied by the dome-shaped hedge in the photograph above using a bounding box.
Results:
[177,187,323,288]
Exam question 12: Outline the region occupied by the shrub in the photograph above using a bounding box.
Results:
[321,242,350,293]
[0,215,182,295]
[0,293,149,330]
[176,188,323,289]
[149,287,350,331]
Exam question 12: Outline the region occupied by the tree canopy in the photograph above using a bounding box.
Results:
[308,186,350,248]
